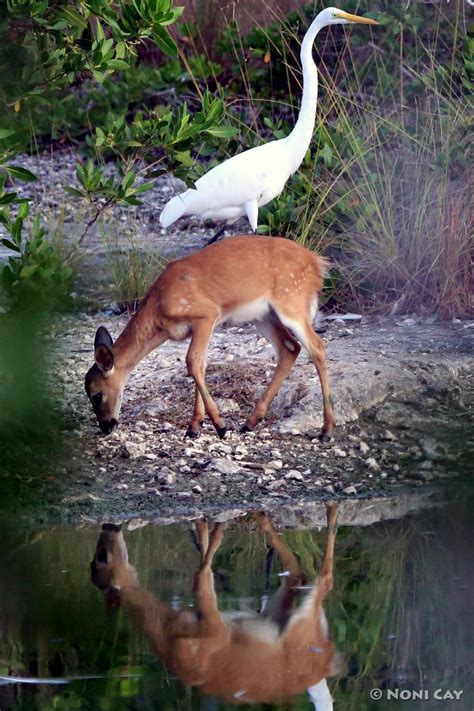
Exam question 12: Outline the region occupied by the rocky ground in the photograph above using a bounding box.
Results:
[45,311,473,525]
[2,152,473,525]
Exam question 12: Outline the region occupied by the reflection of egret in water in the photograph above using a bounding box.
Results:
[308,678,334,711]
[91,506,341,708]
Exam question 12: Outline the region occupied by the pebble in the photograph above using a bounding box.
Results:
[342,485,357,495]
[267,479,285,490]
[324,485,335,494]
[285,470,303,481]
[268,459,283,470]
[208,458,241,475]
[192,484,203,494]
[359,441,370,455]
[381,430,397,441]
[365,457,380,472]
[332,447,347,458]
[156,467,176,485]
[122,441,146,459]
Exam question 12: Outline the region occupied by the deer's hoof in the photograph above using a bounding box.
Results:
[186,426,200,439]
[318,427,334,443]
[216,426,227,439]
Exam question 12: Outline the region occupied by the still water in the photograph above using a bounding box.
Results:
[0,498,472,710]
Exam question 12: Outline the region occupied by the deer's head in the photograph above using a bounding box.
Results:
[85,327,124,434]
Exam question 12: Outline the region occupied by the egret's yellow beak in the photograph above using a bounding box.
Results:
[336,11,379,25]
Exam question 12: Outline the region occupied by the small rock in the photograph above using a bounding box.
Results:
[365,457,380,472]
[420,459,433,470]
[268,459,283,470]
[192,484,203,494]
[267,479,285,490]
[209,442,232,455]
[332,447,347,458]
[157,467,176,485]
[420,438,445,461]
[381,430,397,441]
[417,470,435,482]
[215,397,240,413]
[121,441,146,459]
[209,458,241,475]
[359,441,370,455]
[285,470,303,481]
[342,485,357,495]
[324,485,335,494]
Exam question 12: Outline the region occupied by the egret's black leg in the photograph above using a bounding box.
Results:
[206,225,226,246]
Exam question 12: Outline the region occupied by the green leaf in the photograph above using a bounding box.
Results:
[133,181,154,194]
[152,25,178,57]
[63,186,84,198]
[1,239,20,253]
[206,125,238,138]
[160,6,185,25]
[107,59,130,70]
[18,202,29,219]
[6,166,38,182]
[121,171,136,192]
[56,7,88,30]
[0,193,17,206]
[320,143,333,167]
[0,129,15,139]
[20,264,39,279]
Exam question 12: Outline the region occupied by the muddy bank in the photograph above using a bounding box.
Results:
[29,312,472,525]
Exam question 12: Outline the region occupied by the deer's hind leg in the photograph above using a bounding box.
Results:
[243,314,300,432]
[319,503,338,594]
[254,512,307,628]
[302,321,336,442]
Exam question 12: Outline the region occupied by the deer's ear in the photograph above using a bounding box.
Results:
[95,344,114,373]
[94,326,113,350]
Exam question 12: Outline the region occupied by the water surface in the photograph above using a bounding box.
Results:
[1,498,472,710]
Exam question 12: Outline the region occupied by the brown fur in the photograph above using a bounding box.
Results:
[85,236,335,438]
[91,505,339,705]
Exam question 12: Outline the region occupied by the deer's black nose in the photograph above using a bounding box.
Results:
[99,419,118,435]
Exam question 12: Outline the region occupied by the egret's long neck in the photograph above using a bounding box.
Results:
[286,16,325,171]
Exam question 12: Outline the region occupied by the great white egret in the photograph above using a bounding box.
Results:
[159,8,378,233]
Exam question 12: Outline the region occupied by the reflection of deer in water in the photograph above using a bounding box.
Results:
[91,505,340,709]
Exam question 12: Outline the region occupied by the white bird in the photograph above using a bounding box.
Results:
[159,8,378,233]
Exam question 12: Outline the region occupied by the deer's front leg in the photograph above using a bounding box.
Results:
[194,522,227,635]
[186,320,226,438]
[186,384,205,438]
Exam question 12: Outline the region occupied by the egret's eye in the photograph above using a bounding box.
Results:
[91,392,103,408]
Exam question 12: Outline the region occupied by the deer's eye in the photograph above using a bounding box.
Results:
[91,392,103,408]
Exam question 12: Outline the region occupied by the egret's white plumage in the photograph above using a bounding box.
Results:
[159,8,378,231]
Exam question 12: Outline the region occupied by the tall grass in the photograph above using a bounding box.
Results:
[179,0,472,316]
